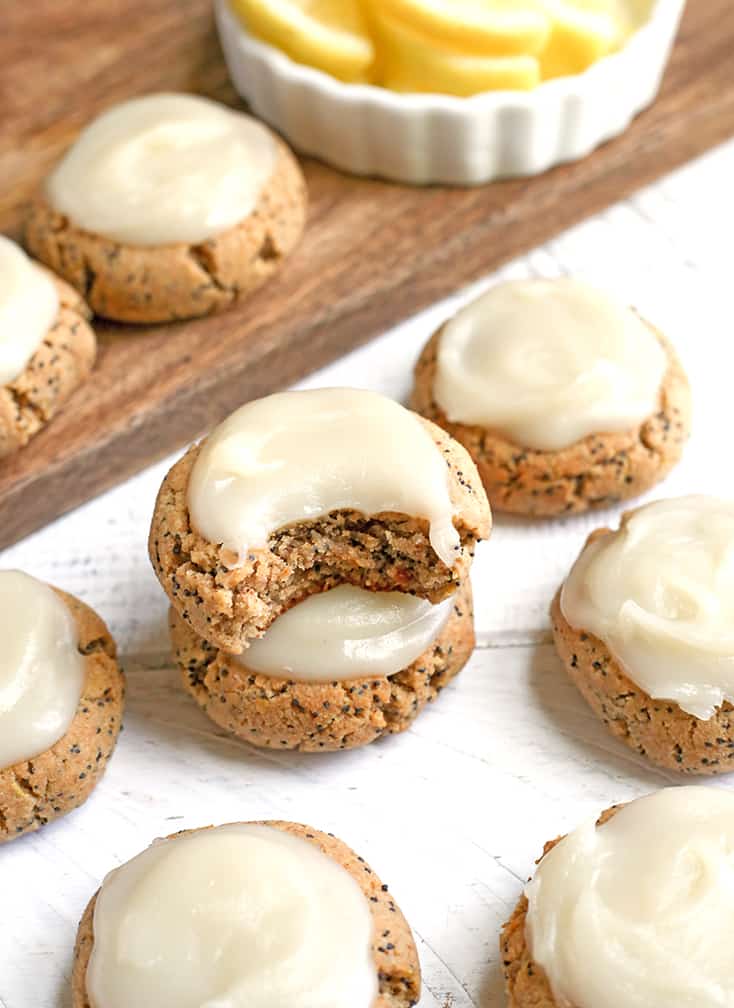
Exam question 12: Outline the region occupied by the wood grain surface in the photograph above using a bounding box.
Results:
[0,0,732,550]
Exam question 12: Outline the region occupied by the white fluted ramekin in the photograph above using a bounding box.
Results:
[215,0,686,185]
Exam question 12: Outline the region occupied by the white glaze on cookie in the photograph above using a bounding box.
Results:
[526,787,734,1008]
[0,570,84,769]
[86,823,378,1008]
[241,586,453,680]
[188,388,460,567]
[561,496,734,720]
[434,278,667,451]
[0,237,58,385]
[46,93,277,246]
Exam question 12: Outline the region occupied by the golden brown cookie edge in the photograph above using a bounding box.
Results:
[500,806,620,1008]
[24,138,307,324]
[550,511,734,774]
[411,320,691,517]
[0,269,96,458]
[0,587,124,843]
[171,579,474,751]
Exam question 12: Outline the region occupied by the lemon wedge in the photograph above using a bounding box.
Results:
[366,0,551,56]
[539,0,621,78]
[375,10,541,94]
[230,0,375,82]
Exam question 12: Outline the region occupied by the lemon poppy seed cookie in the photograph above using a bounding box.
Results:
[0,571,124,842]
[553,496,734,774]
[411,278,691,517]
[25,93,307,324]
[72,820,420,1008]
[0,236,95,457]
[501,789,734,1008]
[170,579,474,751]
[149,387,490,654]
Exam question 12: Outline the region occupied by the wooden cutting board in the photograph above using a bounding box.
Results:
[1,0,732,550]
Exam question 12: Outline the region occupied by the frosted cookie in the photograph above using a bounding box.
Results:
[552,496,734,774]
[0,236,95,457]
[25,93,307,324]
[501,788,734,1008]
[170,579,473,751]
[411,278,691,517]
[0,571,124,842]
[72,820,420,1008]
[149,387,490,653]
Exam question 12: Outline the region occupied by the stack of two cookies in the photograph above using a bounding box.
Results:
[148,386,491,751]
[74,386,493,1007]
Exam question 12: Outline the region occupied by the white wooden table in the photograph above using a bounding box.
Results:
[2,138,734,1008]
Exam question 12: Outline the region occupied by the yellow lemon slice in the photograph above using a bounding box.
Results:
[375,10,540,94]
[573,0,636,37]
[539,0,620,78]
[230,0,375,82]
[366,0,551,56]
